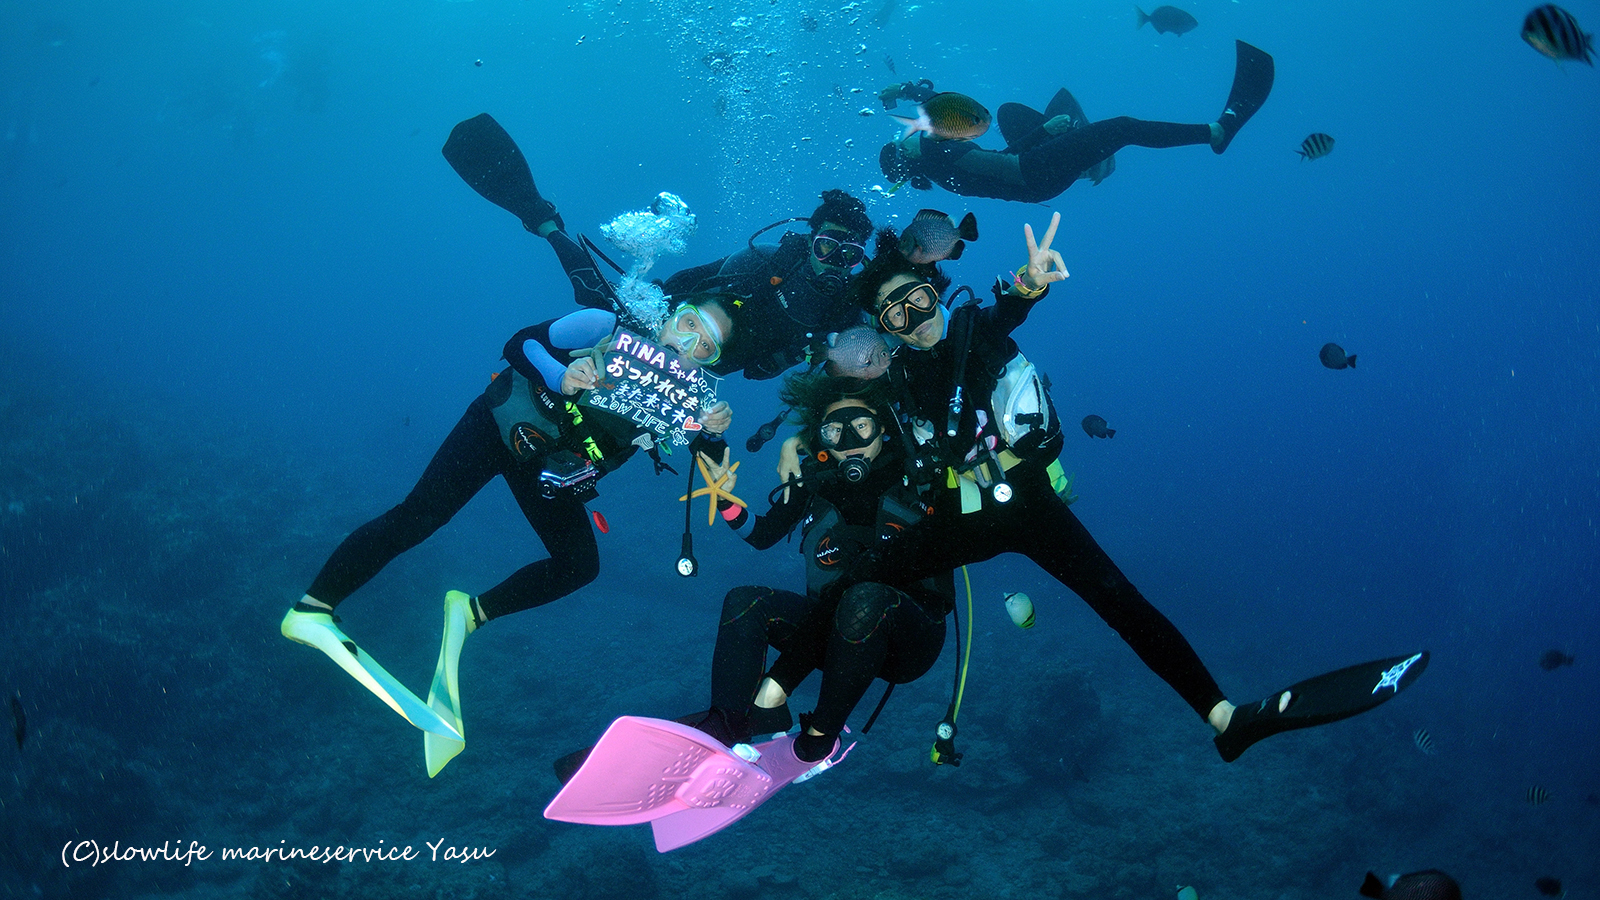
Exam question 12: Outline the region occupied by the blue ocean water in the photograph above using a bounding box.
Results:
[2,0,1596,897]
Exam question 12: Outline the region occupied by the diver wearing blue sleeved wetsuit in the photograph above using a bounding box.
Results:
[281,297,736,770]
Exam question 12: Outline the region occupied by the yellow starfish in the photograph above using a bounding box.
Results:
[680,454,747,525]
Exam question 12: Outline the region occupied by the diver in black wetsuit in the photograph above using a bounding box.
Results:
[768,213,1426,763]
[690,373,952,763]
[877,41,1274,203]
[281,297,737,771]
[658,189,875,380]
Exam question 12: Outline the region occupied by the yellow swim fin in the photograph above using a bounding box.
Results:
[280,605,463,741]
[424,591,476,777]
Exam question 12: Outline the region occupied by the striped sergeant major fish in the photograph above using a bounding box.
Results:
[1522,4,1594,65]
[1412,728,1437,755]
[1527,784,1553,805]
[1298,133,1335,161]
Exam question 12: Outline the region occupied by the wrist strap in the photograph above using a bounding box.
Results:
[1012,266,1046,299]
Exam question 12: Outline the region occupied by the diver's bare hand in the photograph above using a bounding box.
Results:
[700,400,732,436]
[561,358,598,396]
[777,435,806,503]
[698,447,737,494]
[1020,212,1069,292]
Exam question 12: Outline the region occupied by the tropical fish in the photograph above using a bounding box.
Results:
[1412,728,1437,755]
[1527,785,1553,805]
[1176,886,1199,900]
[10,693,23,750]
[899,209,978,263]
[1535,877,1563,897]
[888,92,991,141]
[1136,5,1199,35]
[824,326,893,379]
[1081,415,1115,439]
[1298,132,1335,160]
[884,54,896,74]
[1522,4,1594,64]
[1320,342,1356,370]
[1359,870,1462,900]
[1539,649,1575,670]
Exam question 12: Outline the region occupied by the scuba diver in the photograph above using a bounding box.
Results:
[659,188,875,380]
[777,212,1428,764]
[877,41,1274,203]
[441,114,871,381]
[545,372,954,850]
[279,296,737,777]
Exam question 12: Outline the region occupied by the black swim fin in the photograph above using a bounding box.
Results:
[996,102,1048,151]
[1214,651,1429,762]
[1042,87,1088,127]
[442,113,563,233]
[1212,40,1275,154]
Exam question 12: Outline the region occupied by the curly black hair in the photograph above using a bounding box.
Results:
[846,226,953,315]
[778,371,898,450]
[807,189,873,243]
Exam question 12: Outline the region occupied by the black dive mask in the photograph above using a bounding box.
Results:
[819,407,883,453]
[877,281,941,336]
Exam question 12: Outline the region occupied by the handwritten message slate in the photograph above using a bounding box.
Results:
[580,329,719,447]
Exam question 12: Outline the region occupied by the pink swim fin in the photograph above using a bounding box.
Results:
[544,716,853,852]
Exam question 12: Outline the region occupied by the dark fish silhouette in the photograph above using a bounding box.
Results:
[1412,728,1437,755]
[1539,649,1575,670]
[1136,5,1198,35]
[1536,877,1564,897]
[10,693,23,750]
[1360,870,1462,900]
[1527,784,1553,805]
[889,92,991,141]
[1320,342,1357,370]
[1298,132,1335,160]
[884,54,896,74]
[899,209,978,263]
[1522,4,1594,64]
[1082,415,1115,439]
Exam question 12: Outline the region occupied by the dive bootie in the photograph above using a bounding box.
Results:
[1214,651,1429,762]
[280,602,463,740]
[1211,40,1276,154]
[424,591,478,777]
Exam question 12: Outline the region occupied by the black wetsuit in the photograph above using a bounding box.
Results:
[306,310,695,621]
[707,455,951,744]
[895,118,1212,203]
[865,290,1228,721]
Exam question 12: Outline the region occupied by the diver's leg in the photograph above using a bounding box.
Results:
[1019,116,1212,195]
[304,396,501,608]
[1007,465,1228,723]
[798,582,918,759]
[545,230,618,311]
[474,473,600,621]
[709,586,818,716]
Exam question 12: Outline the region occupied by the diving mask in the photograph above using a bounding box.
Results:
[818,406,883,453]
[812,232,866,268]
[664,303,724,365]
[877,281,941,335]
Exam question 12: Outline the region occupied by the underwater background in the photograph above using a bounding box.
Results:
[2,0,1597,897]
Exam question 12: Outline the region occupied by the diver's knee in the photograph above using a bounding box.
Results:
[721,585,769,619]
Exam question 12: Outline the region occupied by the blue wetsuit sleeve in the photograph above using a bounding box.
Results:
[506,309,618,389]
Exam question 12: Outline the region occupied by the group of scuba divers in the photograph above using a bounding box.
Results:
[279,41,1431,852]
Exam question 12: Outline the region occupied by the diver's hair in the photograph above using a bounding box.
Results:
[808,189,873,243]
[847,226,952,314]
[778,371,897,450]
[668,291,738,351]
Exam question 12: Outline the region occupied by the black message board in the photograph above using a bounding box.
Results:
[580,329,719,447]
